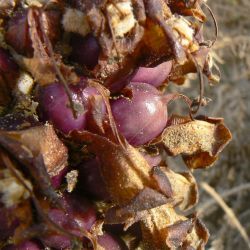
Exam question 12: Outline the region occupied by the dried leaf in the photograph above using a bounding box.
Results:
[183,217,210,250]
[0,124,68,176]
[105,187,170,226]
[151,166,173,198]
[166,219,194,248]
[141,205,208,250]
[72,130,156,205]
[158,117,232,168]
[154,167,198,210]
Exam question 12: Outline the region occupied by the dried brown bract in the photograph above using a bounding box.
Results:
[0,124,68,176]
[141,205,209,250]
[155,115,232,169]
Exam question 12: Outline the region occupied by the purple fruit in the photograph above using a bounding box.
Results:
[5,10,32,56]
[70,33,101,70]
[3,241,42,250]
[41,193,96,249]
[131,61,172,87]
[111,82,168,146]
[140,152,162,167]
[5,9,61,57]
[50,167,68,189]
[39,79,104,134]
[98,233,128,250]
[78,158,110,200]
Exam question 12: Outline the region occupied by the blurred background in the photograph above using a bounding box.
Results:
[169,0,250,249]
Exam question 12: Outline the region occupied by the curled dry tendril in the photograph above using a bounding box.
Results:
[187,53,205,119]
[200,1,218,48]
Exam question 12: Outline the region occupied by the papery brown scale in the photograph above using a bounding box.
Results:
[156,167,198,210]
[0,143,59,205]
[142,19,172,60]
[140,204,187,249]
[87,5,144,85]
[104,187,170,227]
[0,125,68,206]
[87,7,113,57]
[0,75,12,106]
[0,152,34,243]
[5,200,33,245]
[71,130,156,205]
[40,9,62,46]
[151,166,173,198]
[133,0,146,24]
[0,125,68,177]
[156,116,232,169]
[140,205,209,250]
[5,7,61,57]
[183,217,209,250]
[165,219,194,249]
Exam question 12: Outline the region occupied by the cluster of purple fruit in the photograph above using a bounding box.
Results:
[0,1,223,248]
[1,193,127,249]
[0,31,173,249]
